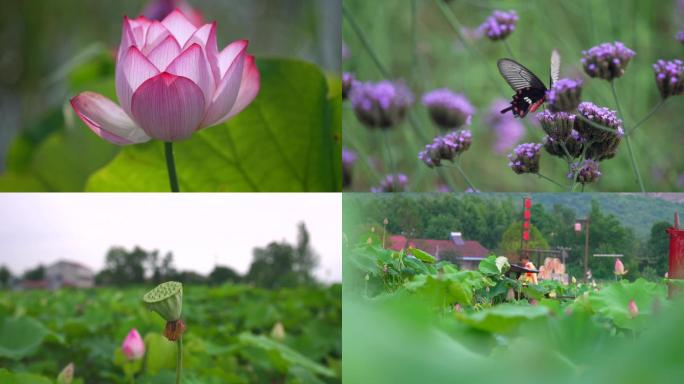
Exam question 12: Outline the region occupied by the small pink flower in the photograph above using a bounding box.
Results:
[628,299,639,318]
[454,303,463,312]
[122,328,145,360]
[71,10,260,144]
[614,258,627,276]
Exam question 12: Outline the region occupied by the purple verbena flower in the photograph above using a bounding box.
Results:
[371,174,409,193]
[342,72,356,100]
[479,10,518,41]
[677,31,684,44]
[568,159,602,184]
[581,41,636,80]
[508,143,542,174]
[575,102,623,143]
[350,80,414,129]
[652,59,684,99]
[342,148,357,188]
[546,78,583,112]
[422,89,475,129]
[538,110,575,141]
[486,99,524,154]
[418,130,472,168]
[543,129,585,159]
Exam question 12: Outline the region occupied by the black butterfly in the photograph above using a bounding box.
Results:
[498,50,560,118]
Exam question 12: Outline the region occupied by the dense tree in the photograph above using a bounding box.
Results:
[646,221,671,276]
[208,266,241,285]
[0,266,11,288]
[96,246,175,286]
[23,264,45,280]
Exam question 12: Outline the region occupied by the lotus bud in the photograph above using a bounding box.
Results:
[271,322,286,341]
[121,328,146,360]
[614,258,627,276]
[506,287,515,301]
[143,281,183,322]
[57,362,74,384]
[571,276,577,284]
[454,303,463,312]
[628,299,639,318]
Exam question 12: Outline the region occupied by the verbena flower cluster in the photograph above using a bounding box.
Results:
[581,41,635,80]
[418,130,472,168]
[652,59,684,99]
[342,148,357,188]
[544,129,584,159]
[546,78,582,112]
[479,10,518,41]
[350,80,414,129]
[371,173,408,193]
[538,110,575,140]
[677,30,684,44]
[421,89,475,129]
[568,159,602,184]
[342,72,356,100]
[508,143,542,174]
[575,102,624,143]
[486,99,524,153]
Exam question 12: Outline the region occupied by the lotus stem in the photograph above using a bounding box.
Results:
[176,336,183,384]
[164,142,180,192]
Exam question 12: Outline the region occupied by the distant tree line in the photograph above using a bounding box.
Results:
[0,223,319,289]
[344,194,671,280]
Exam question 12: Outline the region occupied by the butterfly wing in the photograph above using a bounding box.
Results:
[497,58,547,118]
[550,49,560,86]
[497,58,547,91]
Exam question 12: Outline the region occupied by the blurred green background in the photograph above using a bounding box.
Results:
[0,0,341,191]
[342,0,684,192]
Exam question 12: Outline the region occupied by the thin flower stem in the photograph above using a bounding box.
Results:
[611,80,645,192]
[176,336,182,384]
[432,0,507,95]
[627,99,665,135]
[569,141,593,192]
[536,173,564,188]
[342,4,390,79]
[502,39,516,60]
[382,132,396,191]
[446,161,477,191]
[164,142,180,192]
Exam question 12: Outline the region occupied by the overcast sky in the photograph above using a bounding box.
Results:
[0,193,341,282]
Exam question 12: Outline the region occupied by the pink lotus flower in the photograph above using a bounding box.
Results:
[614,258,627,276]
[122,328,145,360]
[628,299,639,318]
[71,10,260,144]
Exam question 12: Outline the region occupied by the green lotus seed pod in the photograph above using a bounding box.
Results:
[142,281,183,322]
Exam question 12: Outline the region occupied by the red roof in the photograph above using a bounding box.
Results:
[388,235,490,259]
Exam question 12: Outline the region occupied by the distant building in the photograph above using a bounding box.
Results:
[44,260,95,289]
[388,232,490,270]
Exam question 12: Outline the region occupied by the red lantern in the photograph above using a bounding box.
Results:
[524,210,531,220]
[523,221,530,229]
[524,198,531,209]
[522,231,530,241]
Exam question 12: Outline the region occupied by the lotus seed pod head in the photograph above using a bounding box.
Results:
[581,41,635,80]
[546,78,583,112]
[421,88,475,129]
[57,362,74,384]
[143,281,183,321]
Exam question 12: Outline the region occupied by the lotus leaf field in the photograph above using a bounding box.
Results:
[343,243,684,384]
[0,284,341,383]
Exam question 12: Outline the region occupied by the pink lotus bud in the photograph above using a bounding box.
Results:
[57,362,74,384]
[529,299,538,306]
[506,287,515,301]
[454,303,462,312]
[122,328,145,360]
[628,299,639,318]
[71,10,259,144]
[614,258,627,276]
